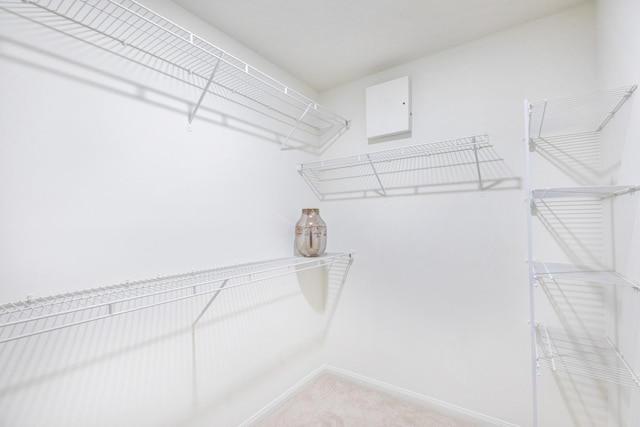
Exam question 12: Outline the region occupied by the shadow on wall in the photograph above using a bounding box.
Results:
[533,192,640,269]
[0,3,345,154]
[0,257,353,427]
[532,132,605,186]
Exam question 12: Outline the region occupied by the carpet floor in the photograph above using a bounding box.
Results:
[253,373,480,427]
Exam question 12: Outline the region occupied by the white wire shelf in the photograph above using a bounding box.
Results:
[536,325,640,388]
[533,262,640,290]
[531,185,640,200]
[297,135,520,199]
[528,85,637,140]
[1,0,349,149]
[0,252,354,344]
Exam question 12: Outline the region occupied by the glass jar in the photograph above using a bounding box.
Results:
[294,208,327,257]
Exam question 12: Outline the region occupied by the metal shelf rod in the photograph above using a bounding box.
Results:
[188,54,221,124]
[366,154,386,196]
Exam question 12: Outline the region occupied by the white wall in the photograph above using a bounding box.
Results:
[0,1,336,426]
[597,1,640,426]
[0,1,616,427]
[319,4,598,427]
[597,0,640,252]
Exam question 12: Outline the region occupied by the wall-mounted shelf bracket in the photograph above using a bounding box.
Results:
[188,54,222,126]
[281,102,314,150]
[191,279,228,330]
[473,140,484,190]
[366,154,386,196]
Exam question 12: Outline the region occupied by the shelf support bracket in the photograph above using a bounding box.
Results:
[188,55,222,126]
[536,100,548,139]
[604,336,640,387]
[281,103,313,150]
[472,138,484,191]
[598,84,637,131]
[191,279,229,330]
[366,154,386,196]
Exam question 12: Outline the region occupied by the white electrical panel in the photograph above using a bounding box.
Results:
[366,76,411,139]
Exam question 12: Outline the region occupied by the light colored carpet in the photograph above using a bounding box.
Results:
[254,373,479,427]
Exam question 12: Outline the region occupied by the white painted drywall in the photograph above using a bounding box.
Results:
[1,1,627,427]
[597,1,640,426]
[318,4,598,427]
[0,1,335,426]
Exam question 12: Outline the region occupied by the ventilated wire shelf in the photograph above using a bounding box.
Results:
[533,262,640,290]
[536,325,640,388]
[529,185,640,270]
[528,85,637,139]
[0,252,354,344]
[298,135,519,199]
[1,0,348,148]
[531,185,640,200]
[524,85,640,427]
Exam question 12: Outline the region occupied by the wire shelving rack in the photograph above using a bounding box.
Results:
[524,85,639,426]
[298,134,519,199]
[532,261,640,291]
[1,0,349,150]
[0,252,354,344]
[527,85,637,186]
[529,85,637,140]
[536,325,640,389]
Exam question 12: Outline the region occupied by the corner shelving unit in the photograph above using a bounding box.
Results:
[524,85,639,427]
[297,134,520,199]
[1,0,349,151]
[0,252,354,344]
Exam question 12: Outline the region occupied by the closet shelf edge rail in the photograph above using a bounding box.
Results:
[0,252,355,344]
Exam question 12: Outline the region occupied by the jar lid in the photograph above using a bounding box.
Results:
[302,208,319,214]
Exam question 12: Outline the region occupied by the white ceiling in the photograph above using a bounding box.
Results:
[173,0,589,91]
